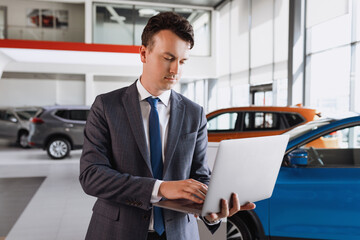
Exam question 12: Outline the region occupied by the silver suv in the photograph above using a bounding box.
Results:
[28,105,90,159]
[0,107,40,148]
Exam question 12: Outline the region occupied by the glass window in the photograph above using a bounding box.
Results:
[195,80,204,107]
[207,112,238,131]
[4,111,16,122]
[94,4,134,45]
[176,8,211,56]
[134,6,172,46]
[69,110,89,121]
[0,6,6,39]
[284,113,304,127]
[298,126,360,167]
[93,3,211,56]
[55,110,69,119]
[182,82,195,101]
[15,110,38,121]
[244,112,279,131]
[0,110,6,120]
[254,92,265,106]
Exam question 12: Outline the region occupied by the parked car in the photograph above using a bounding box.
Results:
[0,107,40,148]
[224,114,360,240]
[206,105,320,142]
[28,105,90,159]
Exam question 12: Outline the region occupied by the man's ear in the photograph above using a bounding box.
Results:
[140,45,147,63]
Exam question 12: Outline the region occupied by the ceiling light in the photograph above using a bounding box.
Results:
[138,8,159,17]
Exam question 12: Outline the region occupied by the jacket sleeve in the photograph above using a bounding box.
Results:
[79,95,155,211]
[190,106,211,185]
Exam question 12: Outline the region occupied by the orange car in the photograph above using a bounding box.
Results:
[207,105,320,142]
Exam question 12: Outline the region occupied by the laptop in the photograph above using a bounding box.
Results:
[154,134,289,216]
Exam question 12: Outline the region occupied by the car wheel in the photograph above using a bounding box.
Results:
[47,138,70,159]
[19,132,29,148]
[227,214,253,240]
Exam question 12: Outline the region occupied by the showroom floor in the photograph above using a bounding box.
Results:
[0,140,225,240]
[0,140,95,240]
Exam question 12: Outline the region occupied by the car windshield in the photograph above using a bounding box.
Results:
[283,118,334,141]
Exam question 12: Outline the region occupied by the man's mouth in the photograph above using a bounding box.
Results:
[165,76,177,81]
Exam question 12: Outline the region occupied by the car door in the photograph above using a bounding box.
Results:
[269,125,360,240]
[67,110,89,147]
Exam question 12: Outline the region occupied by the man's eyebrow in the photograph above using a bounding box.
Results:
[164,52,188,61]
[164,52,176,58]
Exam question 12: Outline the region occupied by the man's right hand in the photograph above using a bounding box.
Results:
[158,179,208,204]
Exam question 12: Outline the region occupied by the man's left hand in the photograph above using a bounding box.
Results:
[204,193,256,223]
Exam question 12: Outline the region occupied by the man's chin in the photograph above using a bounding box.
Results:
[163,80,178,89]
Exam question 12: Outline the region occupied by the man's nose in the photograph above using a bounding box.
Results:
[169,61,180,75]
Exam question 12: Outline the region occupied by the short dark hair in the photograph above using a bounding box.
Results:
[141,12,194,50]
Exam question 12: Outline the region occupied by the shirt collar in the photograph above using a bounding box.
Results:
[136,77,171,107]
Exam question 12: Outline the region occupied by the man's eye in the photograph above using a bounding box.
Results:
[180,61,186,65]
[164,57,173,61]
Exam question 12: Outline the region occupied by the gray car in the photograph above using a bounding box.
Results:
[0,107,40,148]
[28,105,90,159]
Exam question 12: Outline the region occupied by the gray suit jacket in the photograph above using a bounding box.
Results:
[79,81,217,240]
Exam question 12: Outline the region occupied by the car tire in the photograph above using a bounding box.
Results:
[47,138,70,159]
[227,214,253,240]
[18,132,29,148]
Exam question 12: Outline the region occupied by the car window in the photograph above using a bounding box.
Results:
[4,111,17,122]
[0,110,6,120]
[285,118,332,141]
[55,110,69,119]
[298,125,360,167]
[207,112,238,131]
[284,113,304,127]
[69,110,89,121]
[243,112,280,131]
[16,110,38,120]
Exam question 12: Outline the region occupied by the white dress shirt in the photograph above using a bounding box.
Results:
[136,78,171,231]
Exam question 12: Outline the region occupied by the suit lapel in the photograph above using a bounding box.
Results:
[123,82,152,174]
[163,91,185,178]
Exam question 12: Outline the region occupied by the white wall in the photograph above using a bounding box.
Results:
[0,51,11,77]
[0,78,85,106]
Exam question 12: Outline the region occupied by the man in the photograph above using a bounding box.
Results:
[79,12,254,240]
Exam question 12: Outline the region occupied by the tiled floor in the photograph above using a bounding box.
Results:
[0,143,96,240]
[0,141,225,240]
[0,177,45,237]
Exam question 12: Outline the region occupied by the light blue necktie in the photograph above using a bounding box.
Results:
[146,97,165,236]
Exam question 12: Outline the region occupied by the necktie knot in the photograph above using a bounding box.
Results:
[146,97,159,109]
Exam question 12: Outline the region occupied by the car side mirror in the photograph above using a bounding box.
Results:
[9,116,18,123]
[288,149,308,166]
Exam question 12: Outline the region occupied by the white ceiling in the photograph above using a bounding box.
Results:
[130,0,225,8]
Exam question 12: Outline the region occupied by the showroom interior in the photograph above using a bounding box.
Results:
[0,0,359,239]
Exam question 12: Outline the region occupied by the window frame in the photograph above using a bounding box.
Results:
[207,111,240,133]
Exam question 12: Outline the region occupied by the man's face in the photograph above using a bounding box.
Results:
[140,30,190,96]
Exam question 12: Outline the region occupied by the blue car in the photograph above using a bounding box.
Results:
[227,114,360,240]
